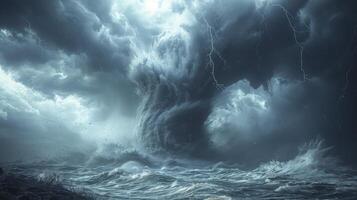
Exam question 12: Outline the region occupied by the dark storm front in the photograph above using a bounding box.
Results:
[0,0,357,199]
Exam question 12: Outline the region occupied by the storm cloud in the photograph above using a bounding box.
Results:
[0,0,356,166]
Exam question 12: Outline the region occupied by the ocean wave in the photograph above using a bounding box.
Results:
[251,140,336,179]
[3,140,357,199]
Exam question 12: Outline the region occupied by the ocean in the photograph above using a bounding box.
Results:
[3,141,357,199]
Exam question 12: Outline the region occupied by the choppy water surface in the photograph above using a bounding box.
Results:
[5,143,357,199]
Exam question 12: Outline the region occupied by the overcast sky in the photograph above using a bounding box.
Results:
[0,0,356,166]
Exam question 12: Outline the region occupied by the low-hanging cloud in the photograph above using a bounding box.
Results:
[0,0,356,165]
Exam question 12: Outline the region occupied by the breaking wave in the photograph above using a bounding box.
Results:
[3,140,357,199]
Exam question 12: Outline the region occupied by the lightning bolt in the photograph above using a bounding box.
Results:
[256,4,269,70]
[339,25,357,100]
[271,3,308,81]
[341,64,353,99]
[203,17,225,89]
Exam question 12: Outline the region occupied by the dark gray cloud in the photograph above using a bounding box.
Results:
[0,0,139,162]
[176,0,357,164]
[0,0,139,113]
[131,0,357,165]
[0,0,131,71]
[0,0,356,166]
